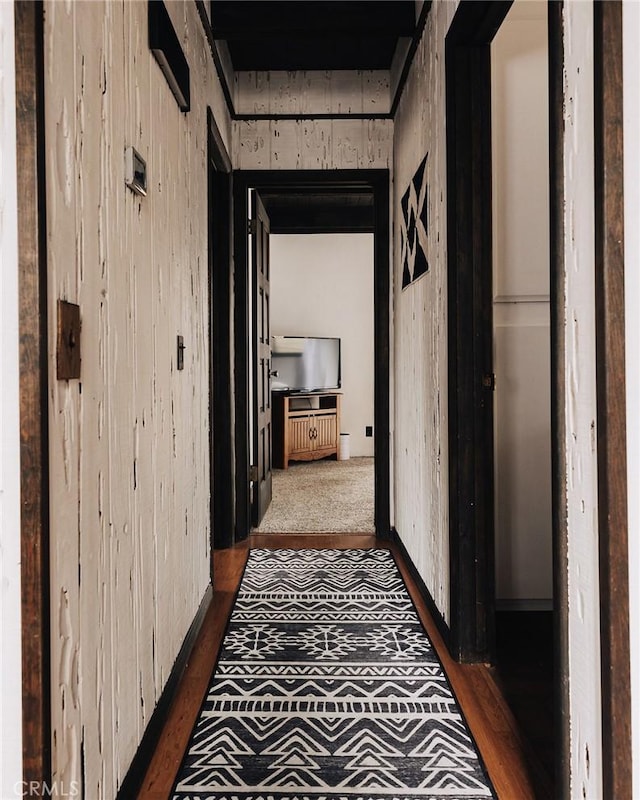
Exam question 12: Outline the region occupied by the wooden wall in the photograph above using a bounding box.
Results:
[234,69,390,116]
[559,3,603,796]
[233,118,393,170]
[392,0,457,624]
[43,1,230,795]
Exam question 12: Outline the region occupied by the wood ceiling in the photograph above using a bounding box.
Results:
[210,1,416,72]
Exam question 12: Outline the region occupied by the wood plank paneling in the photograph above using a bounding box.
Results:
[235,70,390,116]
[559,3,604,796]
[392,1,458,626]
[233,118,393,170]
[43,1,231,795]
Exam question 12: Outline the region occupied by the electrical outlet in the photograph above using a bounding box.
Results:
[365,426,373,437]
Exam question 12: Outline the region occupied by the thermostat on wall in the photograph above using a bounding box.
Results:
[125,146,147,196]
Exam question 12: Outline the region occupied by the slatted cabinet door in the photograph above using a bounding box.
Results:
[314,414,338,458]
[289,416,314,459]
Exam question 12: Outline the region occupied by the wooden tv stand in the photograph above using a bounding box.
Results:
[272,392,342,469]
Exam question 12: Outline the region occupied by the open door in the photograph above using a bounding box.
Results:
[251,192,273,525]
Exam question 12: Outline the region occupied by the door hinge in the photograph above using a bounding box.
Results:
[482,372,496,391]
[249,465,259,482]
[248,218,257,235]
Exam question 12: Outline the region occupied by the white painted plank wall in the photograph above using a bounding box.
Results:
[392,0,458,623]
[233,118,392,170]
[235,70,390,116]
[0,2,23,796]
[623,1,640,794]
[560,3,602,797]
[44,2,229,796]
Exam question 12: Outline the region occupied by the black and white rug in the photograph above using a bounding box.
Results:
[172,549,495,799]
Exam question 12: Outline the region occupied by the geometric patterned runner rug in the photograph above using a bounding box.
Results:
[172,549,496,799]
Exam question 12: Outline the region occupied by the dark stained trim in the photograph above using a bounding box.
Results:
[207,108,235,552]
[116,584,213,800]
[195,0,235,118]
[548,2,570,796]
[232,170,391,542]
[235,113,391,121]
[269,222,374,235]
[389,2,431,117]
[233,179,251,542]
[593,3,632,797]
[148,0,191,111]
[15,0,51,787]
[445,0,512,664]
[372,172,391,538]
[208,106,232,173]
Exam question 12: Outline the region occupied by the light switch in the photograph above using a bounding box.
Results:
[177,335,185,370]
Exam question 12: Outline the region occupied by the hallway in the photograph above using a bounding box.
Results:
[137,535,548,800]
[4,2,638,798]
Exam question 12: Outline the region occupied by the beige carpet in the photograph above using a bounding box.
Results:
[253,457,375,533]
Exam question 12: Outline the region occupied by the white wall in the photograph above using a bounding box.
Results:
[44,2,230,796]
[560,3,603,796]
[235,70,390,116]
[393,0,457,623]
[270,234,375,458]
[0,2,23,795]
[624,0,640,794]
[491,0,552,605]
[233,118,392,170]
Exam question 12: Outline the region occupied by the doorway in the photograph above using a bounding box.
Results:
[445,0,557,792]
[490,3,554,793]
[255,230,376,534]
[232,170,390,542]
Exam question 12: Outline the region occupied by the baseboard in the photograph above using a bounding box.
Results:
[116,583,213,799]
[389,528,452,651]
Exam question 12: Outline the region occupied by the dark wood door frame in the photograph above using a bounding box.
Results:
[548,4,570,795]
[445,0,512,666]
[593,2,631,797]
[207,109,235,553]
[232,169,390,542]
[15,0,52,787]
[445,1,570,792]
[446,0,571,785]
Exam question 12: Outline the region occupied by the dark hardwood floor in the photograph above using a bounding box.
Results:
[137,534,544,800]
[494,610,555,799]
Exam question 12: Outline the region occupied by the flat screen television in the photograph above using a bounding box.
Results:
[271,336,341,393]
